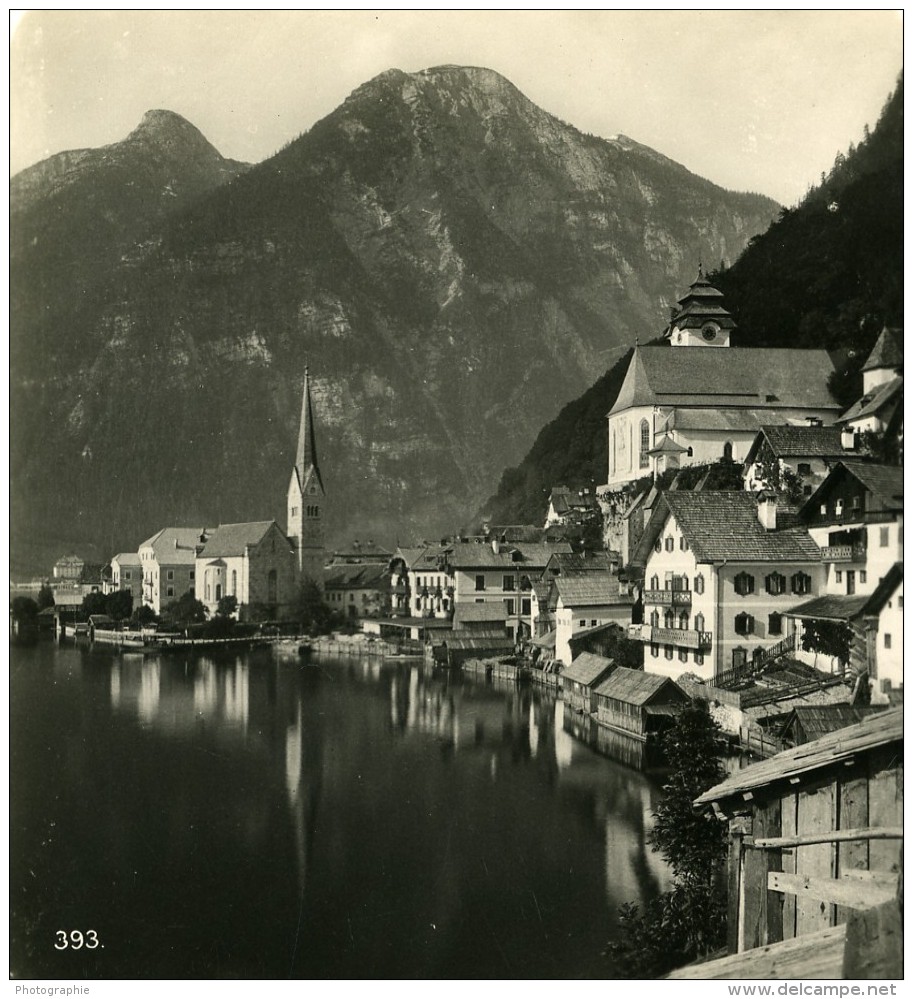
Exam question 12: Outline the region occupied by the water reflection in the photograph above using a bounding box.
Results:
[12,643,671,979]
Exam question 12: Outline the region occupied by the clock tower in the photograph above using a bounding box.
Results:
[664,267,735,347]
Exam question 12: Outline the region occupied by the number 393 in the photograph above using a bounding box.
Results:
[54,930,100,950]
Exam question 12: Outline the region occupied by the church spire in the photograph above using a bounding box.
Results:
[295,366,322,490]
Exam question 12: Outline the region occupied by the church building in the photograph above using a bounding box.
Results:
[605,271,843,489]
[287,367,326,587]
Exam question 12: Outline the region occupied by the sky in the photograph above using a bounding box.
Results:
[9,10,904,205]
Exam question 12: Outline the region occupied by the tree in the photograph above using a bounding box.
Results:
[216,594,238,618]
[294,576,334,634]
[106,589,133,621]
[162,590,207,626]
[37,584,55,611]
[11,596,39,622]
[606,703,728,977]
[131,604,158,627]
[81,591,108,618]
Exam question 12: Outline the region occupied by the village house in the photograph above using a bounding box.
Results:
[324,561,391,619]
[390,545,454,619]
[139,527,209,614]
[52,554,85,581]
[543,485,599,528]
[630,491,823,682]
[837,326,903,437]
[604,272,841,490]
[742,423,857,500]
[670,708,903,980]
[195,520,298,619]
[109,552,143,605]
[551,572,634,665]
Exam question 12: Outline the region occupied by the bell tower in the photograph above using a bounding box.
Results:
[287,367,325,587]
[664,266,736,347]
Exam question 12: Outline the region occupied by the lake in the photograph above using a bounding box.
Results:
[10,640,671,979]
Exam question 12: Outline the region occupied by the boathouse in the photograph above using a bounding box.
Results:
[561,652,615,713]
[679,708,902,978]
[592,667,687,740]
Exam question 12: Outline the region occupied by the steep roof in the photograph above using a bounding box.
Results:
[140,526,210,565]
[695,708,902,806]
[324,563,388,590]
[838,377,902,425]
[198,521,278,558]
[112,552,142,566]
[593,667,684,706]
[609,346,839,416]
[836,462,904,506]
[294,367,323,493]
[860,563,903,618]
[452,602,508,626]
[667,408,777,432]
[782,705,887,743]
[562,652,615,687]
[748,424,849,460]
[632,492,821,566]
[862,326,903,373]
[554,572,631,607]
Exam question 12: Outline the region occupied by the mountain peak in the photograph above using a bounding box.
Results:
[125,109,213,148]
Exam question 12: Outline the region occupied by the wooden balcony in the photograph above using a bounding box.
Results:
[643,589,692,607]
[641,626,712,650]
[821,544,867,563]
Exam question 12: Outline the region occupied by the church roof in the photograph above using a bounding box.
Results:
[199,521,280,558]
[294,367,323,492]
[648,433,689,455]
[608,346,840,416]
[862,326,903,373]
[838,376,902,425]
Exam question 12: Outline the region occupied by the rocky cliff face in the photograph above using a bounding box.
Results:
[10,67,778,574]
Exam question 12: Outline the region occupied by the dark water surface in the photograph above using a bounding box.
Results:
[10,641,670,979]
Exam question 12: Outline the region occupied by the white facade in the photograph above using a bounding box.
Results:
[554,599,630,666]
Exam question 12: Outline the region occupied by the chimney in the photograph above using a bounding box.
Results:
[757,491,778,531]
[492,537,500,554]
[841,427,856,451]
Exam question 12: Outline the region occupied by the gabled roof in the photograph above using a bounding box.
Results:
[447,541,571,569]
[593,667,685,706]
[140,527,211,565]
[112,552,142,566]
[397,545,450,570]
[781,705,887,743]
[562,652,615,687]
[554,572,631,607]
[745,425,849,464]
[839,377,902,425]
[695,708,902,806]
[544,552,616,575]
[800,462,904,521]
[198,521,280,558]
[609,346,840,416]
[324,563,389,590]
[860,562,903,619]
[632,492,821,566]
[862,326,903,373]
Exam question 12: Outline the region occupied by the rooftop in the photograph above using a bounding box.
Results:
[561,652,615,687]
[593,666,684,706]
[199,522,281,559]
[861,326,903,373]
[554,572,631,606]
[140,526,212,564]
[748,424,850,460]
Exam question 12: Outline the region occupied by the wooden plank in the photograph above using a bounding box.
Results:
[727,822,744,955]
[842,900,903,979]
[868,759,903,874]
[841,870,899,888]
[666,924,846,980]
[752,826,902,849]
[781,791,797,940]
[836,772,870,926]
[740,799,781,950]
[795,785,836,935]
[768,871,896,909]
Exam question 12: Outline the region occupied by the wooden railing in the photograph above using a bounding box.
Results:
[640,626,712,650]
[643,589,692,606]
[821,544,867,562]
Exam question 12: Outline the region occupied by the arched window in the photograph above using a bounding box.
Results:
[650,610,660,628]
[694,613,705,633]
[650,574,659,590]
[723,441,733,461]
[639,419,650,468]
[664,610,675,629]
[694,574,705,595]
[678,611,689,630]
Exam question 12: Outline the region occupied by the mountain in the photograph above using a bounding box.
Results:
[10,66,778,576]
[481,75,903,529]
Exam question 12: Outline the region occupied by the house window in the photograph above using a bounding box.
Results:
[650,643,659,658]
[665,537,674,552]
[678,648,688,663]
[664,610,674,629]
[732,647,747,669]
[680,537,689,551]
[880,527,890,547]
[664,645,674,660]
[884,634,892,649]
[639,419,650,468]
[695,651,704,666]
[797,463,811,476]
[835,499,844,516]
[851,495,861,512]
[189,570,195,581]
[521,598,531,616]
[735,612,754,635]
[835,570,843,583]
[860,571,867,584]
[650,610,660,628]
[579,619,586,628]
[734,572,755,596]
[505,599,515,615]
[694,574,705,595]
[167,586,174,598]
[791,572,812,595]
[654,539,662,553]
[820,503,827,516]
[694,613,705,632]
[590,620,597,627]
[768,613,783,636]
[765,572,786,595]
[723,441,733,461]
[475,575,485,591]
[678,611,689,629]
[205,585,211,601]
[167,570,174,581]
[503,575,515,591]
[650,574,660,591]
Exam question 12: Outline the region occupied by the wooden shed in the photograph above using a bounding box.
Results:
[779,704,886,748]
[687,708,902,978]
[561,652,615,713]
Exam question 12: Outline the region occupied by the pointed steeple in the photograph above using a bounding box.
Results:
[295,366,323,491]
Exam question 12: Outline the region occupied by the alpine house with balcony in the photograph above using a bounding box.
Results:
[629,491,823,682]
